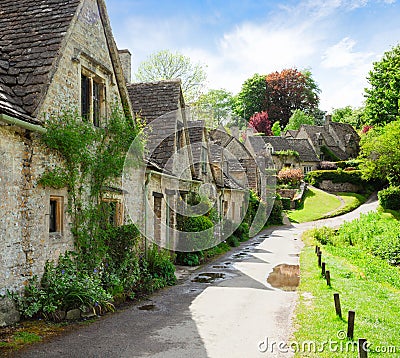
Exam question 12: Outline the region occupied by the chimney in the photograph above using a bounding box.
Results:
[325,114,332,126]
[118,49,131,84]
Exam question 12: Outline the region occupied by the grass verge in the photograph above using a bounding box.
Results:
[293,231,400,357]
[286,187,342,223]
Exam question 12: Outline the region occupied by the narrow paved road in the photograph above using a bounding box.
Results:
[15,194,378,358]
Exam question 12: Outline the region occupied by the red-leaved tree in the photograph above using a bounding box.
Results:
[249,111,272,135]
[265,68,320,126]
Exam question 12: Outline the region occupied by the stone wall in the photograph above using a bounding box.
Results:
[0,125,74,320]
[40,0,123,120]
[319,180,361,193]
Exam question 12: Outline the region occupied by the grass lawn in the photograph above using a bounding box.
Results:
[286,187,342,223]
[322,192,367,218]
[293,232,400,357]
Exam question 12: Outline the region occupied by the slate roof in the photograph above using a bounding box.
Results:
[300,125,348,160]
[286,138,320,162]
[0,0,81,122]
[127,80,184,124]
[285,129,299,138]
[187,121,206,179]
[252,135,320,163]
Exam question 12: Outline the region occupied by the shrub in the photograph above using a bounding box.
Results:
[281,197,291,210]
[267,198,283,225]
[308,227,336,245]
[226,235,240,247]
[305,169,364,187]
[145,244,176,286]
[14,252,113,319]
[378,186,400,210]
[175,252,203,266]
[234,222,249,242]
[277,168,304,187]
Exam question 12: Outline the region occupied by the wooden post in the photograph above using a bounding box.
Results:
[358,338,368,358]
[318,252,322,267]
[347,310,355,339]
[315,245,319,254]
[333,293,342,318]
[322,262,326,277]
[326,270,331,286]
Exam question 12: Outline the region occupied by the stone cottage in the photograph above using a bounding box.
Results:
[293,115,360,161]
[245,134,320,174]
[0,0,133,324]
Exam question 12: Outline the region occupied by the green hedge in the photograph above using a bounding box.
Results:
[305,169,364,187]
[378,186,400,210]
[281,197,291,210]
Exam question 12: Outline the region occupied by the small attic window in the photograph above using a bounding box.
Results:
[81,69,105,127]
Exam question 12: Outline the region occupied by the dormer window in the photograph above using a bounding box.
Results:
[318,138,323,146]
[265,143,274,154]
[81,69,105,127]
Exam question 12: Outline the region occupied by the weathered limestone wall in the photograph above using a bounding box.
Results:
[40,0,123,119]
[0,125,74,297]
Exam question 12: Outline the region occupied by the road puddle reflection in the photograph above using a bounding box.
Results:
[267,264,300,291]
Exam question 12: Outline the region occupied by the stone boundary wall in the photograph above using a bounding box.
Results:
[319,180,361,192]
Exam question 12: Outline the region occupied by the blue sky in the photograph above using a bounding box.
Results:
[106,0,400,111]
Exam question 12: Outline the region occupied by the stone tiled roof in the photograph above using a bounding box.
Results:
[261,136,291,151]
[0,0,81,122]
[287,138,320,162]
[285,129,299,138]
[187,121,205,179]
[127,80,184,124]
[300,125,348,160]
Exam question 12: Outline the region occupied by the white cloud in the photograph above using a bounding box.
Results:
[321,37,374,69]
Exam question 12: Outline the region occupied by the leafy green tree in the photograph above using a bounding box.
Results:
[364,44,400,125]
[284,109,315,131]
[271,121,281,136]
[359,120,400,185]
[265,68,320,126]
[232,74,266,121]
[135,50,207,103]
[192,89,234,128]
[332,106,365,129]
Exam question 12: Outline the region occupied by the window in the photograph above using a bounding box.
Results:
[100,199,123,226]
[303,166,312,174]
[81,71,105,127]
[49,196,63,233]
[318,138,323,146]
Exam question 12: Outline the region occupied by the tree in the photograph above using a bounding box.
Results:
[232,74,266,121]
[249,111,272,135]
[265,68,320,126]
[359,120,400,185]
[332,106,366,129]
[192,89,234,128]
[271,121,281,136]
[364,44,400,126]
[135,50,207,103]
[284,109,315,131]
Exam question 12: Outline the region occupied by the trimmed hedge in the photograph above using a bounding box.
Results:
[378,186,400,210]
[305,169,364,187]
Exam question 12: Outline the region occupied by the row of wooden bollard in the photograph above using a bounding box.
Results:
[315,246,368,358]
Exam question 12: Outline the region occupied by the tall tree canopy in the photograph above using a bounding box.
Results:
[364,44,400,126]
[135,50,207,103]
[265,68,320,126]
[192,89,234,128]
[284,109,315,131]
[232,74,266,121]
[359,120,400,185]
[332,106,366,129]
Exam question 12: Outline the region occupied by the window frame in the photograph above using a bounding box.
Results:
[49,196,64,234]
[80,68,106,127]
[100,198,123,227]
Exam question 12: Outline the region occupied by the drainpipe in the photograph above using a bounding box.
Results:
[0,113,46,134]
[144,172,152,259]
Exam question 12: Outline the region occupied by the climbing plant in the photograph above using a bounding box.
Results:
[39,108,143,269]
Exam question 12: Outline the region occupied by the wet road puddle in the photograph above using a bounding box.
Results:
[288,253,300,257]
[138,304,157,311]
[231,252,248,259]
[191,272,225,283]
[267,264,300,291]
[212,265,229,269]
